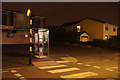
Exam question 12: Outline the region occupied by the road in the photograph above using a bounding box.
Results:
[2,44,119,80]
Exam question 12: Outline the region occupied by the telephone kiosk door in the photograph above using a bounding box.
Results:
[34,28,49,58]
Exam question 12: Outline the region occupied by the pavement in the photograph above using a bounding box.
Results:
[1,44,120,80]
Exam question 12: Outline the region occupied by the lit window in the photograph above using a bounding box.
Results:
[45,34,48,38]
[105,36,107,39]
[105,26,108,31]
[105,35,109,40]
[39,35,43,38]
[77,26,81,32]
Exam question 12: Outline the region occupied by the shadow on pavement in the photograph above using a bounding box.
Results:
[3,52,28,57]
[1,78,119,80]
[3,60,28,65]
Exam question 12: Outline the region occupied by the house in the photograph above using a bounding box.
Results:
[1,9,29,44]
[1,9,46,44]
[2,25,30,44]
[78,31,89,42]
[61,17,118,41]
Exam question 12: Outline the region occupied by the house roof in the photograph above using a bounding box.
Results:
[78,31,89,35]
[2,9,24,14]
[61,17,106,26]
[2,9,42,17]
[61,21,80,26]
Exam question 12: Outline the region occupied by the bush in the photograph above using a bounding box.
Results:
[54,28,78,43]
[91,36,120,50]
[107,36,120,50]
[78,41,92,45]
[92,39,105,47]
[54,28,68,42]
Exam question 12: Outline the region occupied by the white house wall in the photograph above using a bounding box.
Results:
[74,19,103,41]
[103,23,117,40]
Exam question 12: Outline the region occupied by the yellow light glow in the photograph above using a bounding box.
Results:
[6,26,8,28]
[45,34,48,38]
[105,36,108,40]
[30,46,32,52]
[27,9,31,16]
[105,36,107,39]
[30,38,32,43]
[30,29,32,35]
[39,35,43,38]
[30,20,32,25]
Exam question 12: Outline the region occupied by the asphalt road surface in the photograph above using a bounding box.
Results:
[2,44,120,80]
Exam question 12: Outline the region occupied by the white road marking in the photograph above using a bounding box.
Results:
[2,70,9,73]
[77,63,83,65]
[47,67,80,74]
[60,72,98,78]
[84,62,98,63]
[102,59,110,62]
[105,68,113,71]
[10,70,27,80]
[60,56,78,63]
[38,64,67,69]
[109,67,118,69]
[104,67,118,72]
[19,77,27,80]
[93,66,100,68]
[11,70,17,73]
[40,56,47,58]
[104,78,115,80]
[56,61,69,63]
[64,78,76,80]
[32,61,59,67]
[14,73,22,77]
[84,64,91,67]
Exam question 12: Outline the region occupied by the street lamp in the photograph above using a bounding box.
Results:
[27,9,32,65]
[27,9,31,17]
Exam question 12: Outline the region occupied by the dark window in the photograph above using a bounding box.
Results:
[2,11,7,25]
[12,30,17,33]
[105,26,108,30]
[113,28,116,32]
[10,12,14,26]
[8,12,14,26]
[81,36,88,38]
[33,18,40,28]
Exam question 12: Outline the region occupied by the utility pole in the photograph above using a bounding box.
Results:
[27,9,32,65]
[118,1,120,36]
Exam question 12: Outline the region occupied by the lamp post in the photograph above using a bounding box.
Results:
[118,1,120,36]
[27,9,32,65]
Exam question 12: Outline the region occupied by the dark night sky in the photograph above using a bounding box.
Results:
[2,2,119,26]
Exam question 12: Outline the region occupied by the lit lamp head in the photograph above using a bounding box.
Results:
[27,9,31,16]
[105,36,108,40]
